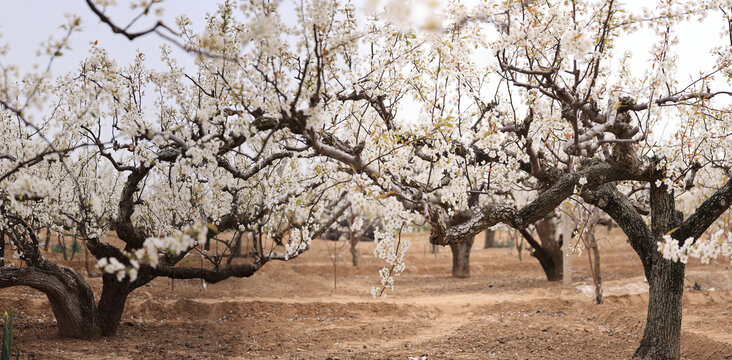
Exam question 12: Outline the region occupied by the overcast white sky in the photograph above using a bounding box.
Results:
[0,0,727,108]
[0,1,219,78]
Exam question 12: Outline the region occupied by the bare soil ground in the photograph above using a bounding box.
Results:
[1,228,731,359]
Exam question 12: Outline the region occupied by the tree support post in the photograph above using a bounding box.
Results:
[562,212,573,285]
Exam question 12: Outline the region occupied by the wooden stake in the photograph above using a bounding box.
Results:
[562,212,573,285]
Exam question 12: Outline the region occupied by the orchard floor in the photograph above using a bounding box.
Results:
[1,228,731,359]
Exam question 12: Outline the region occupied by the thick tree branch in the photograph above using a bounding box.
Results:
[675,177,732,244]
[581,184,654,277]
[143,262,263,284]
[432,162,643,245]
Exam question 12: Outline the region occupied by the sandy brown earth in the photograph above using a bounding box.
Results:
[1,228,731,359]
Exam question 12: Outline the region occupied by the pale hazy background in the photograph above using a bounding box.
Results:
[1,1,724,75]
[1,0,727,134]
[0,0,218,77]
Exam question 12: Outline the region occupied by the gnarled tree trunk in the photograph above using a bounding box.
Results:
[0,259,139,339]
[47,272,100,339]
[0,265,101,339]
[449,235,474,278]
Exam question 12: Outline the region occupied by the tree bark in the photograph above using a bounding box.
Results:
[483,229,495,248]
[0,261,136,339]
[232,231,243,257]
[0,266,101,339]
[96,274,131,336]
[48,273,100,339]
[227,231,244,266]
[633,183,685,359]
[634,252,685,359]
[449,235,474,278]
[515,235,523,261]
[431,244,439,255]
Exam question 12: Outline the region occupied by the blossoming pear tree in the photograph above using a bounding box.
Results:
[428,1,732,358]
[0,3,353,339]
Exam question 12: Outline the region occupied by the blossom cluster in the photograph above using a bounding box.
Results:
[657,230,732,264]
[97,224,208,282]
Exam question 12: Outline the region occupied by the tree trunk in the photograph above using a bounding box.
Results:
[633,183,685,359]
[69,238,77,261]
[520,228,562,281]
[580,179,721,359]
[634,253,685,359]
[536,217,564,281]
[60,234,68,261]
[539,251,562,281]
[513,231,523,261]
[0,265,101,339]
[483,229,495,248]
[586,231,603,304]
[47,275,100,339]
[43,229,51,253]
[519,216,564,281]
[591,242,603,304]
[96,274,131,336]
[232,231,243,257]
[227,231,244,266]
[449,236,474,278]
[84,244,92,275]
[350,247,358,266]
[349,228,359,266]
